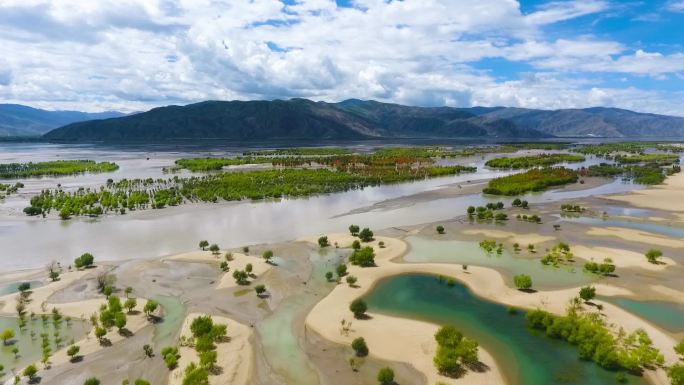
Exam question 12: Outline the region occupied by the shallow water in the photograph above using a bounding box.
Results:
[364,274,647,385]
[0,316,89,371]
[404,236,595,289]
[257,248,347,385]
[559,216,684,239]
[0,281,43,295]
[151,295,186,349]
[604,297,684,334]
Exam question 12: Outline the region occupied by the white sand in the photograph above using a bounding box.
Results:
[305,234,677,385]
[168,312,253,385]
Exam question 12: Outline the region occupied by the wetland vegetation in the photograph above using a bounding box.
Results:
[483,167,579,196]
[0,160,119,179]
[485,153,585,169]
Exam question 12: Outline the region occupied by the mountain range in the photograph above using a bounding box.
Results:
[0,104,125,137]
[8,99,684,141]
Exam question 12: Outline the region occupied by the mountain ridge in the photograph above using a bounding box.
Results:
[39,99,684,141]
[0,104,126,137]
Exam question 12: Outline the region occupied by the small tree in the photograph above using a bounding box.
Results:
[115,312,127,331]
[377,367,394,385]
[67,344,80,362]
[350,299,367,319]
[1,328,14,345]
[143,299,158,318]
[23,364,38,382]
[673,340,684,357]
[352,240,361,250]
[349,224,360,236]
[351,337,368,357]
[436,225,445,234]
[255,284,267,297]
[263,250,274,263]
[124,298,137,313]
[346,275,358,287]
[325,271,333,281]
[579,286,596,303]
[84,378,101,385]
[143,344,154,357]
[134,380,151,385]
[318,236,330,248]
[199,240,209,250]
[209,244,220,255]
[645,249,663,264]
[74,252,95,269]
[95,326,106,342]
[336,264,347,278]
[513,274,532,291]
[124,287,133,297]
[359,228,374,242]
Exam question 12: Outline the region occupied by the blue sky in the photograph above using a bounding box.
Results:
[0,0,683,115]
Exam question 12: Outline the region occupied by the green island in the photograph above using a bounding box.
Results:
[482,167,578,196]
[583,163,681,185]
[243,147,352,156]
[485,153,585,169]
[24,164,476,219]
[173,157,273,172]
[0,160,119,179]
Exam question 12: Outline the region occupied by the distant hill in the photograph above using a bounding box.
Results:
[0,104,125,137]
[42,99,684,141]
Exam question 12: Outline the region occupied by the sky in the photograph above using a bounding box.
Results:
[1,0,684,115]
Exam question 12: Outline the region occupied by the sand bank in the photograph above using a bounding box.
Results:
[572,245,676,271]
[608,172,684,212]
[305,234,676,385]
[168,312,253,385]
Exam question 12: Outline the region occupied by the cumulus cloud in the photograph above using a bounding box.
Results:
[0,0,682,115]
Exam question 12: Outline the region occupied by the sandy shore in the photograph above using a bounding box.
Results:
[586,227,684,249]
[572,245,676,271]
[168,312,253,385]
[304,234,677,385]
[608,171,684,212]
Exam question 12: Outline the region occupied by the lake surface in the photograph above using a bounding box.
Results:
[365,274,647,385]
[0,143,644,270]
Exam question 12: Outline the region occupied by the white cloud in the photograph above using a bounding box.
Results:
[0,0,682,116]
[666,0,684,12]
